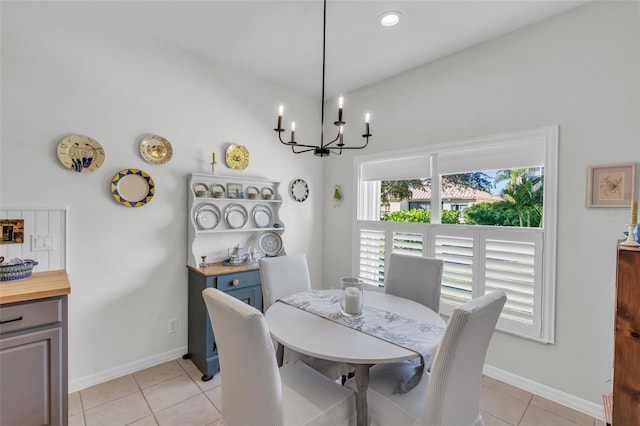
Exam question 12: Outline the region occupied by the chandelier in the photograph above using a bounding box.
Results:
[274,0,372,157]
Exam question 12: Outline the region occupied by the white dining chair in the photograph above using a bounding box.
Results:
[260,253,313,312]
[260,254,352,380]
[351,291,507,426]
[202,287,356,426]
[384,253,444,313]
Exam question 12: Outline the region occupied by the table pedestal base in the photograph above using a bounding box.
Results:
[353,363,373,426]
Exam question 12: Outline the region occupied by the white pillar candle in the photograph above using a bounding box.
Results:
[344,286,362,315]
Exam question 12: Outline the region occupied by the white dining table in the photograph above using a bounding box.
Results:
[265,290,446,426]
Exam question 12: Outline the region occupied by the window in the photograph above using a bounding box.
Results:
[353,126,558,343]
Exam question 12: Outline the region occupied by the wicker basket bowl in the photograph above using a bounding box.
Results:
[0,259,39,281]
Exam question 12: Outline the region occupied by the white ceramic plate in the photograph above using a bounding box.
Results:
[252,204,272,228]
[259,231,283,257]
[224,203,248,229]
[195,204,220,230]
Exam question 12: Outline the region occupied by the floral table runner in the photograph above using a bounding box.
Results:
[279,290,445,393]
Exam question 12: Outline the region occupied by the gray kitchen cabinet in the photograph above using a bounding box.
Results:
[1,294,68,426]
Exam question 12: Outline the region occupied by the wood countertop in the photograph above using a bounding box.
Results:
[187,261,259,277]
[0,270,71,305]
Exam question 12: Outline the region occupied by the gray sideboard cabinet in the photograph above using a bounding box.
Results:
[0,270,70,426]
[185,263,262,380]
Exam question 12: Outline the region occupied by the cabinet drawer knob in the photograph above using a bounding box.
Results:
[231,279,240,286]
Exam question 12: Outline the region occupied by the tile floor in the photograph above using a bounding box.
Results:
[69,358,605,426]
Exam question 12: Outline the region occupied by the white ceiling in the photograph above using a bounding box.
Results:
[34,0,589,99]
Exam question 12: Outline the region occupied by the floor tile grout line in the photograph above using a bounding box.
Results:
[516,394,534,425]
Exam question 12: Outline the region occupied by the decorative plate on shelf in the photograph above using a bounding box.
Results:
[110,169,155,207]
[210,184,226,198]
[193,183,208,197]
[57,134,105,173]
[252,204,272,228]
[140,135,173,165]
[195,203,221,230]
[225,144,249,170]
[246,186,259,199]
[224,203,248,229]
[290,179,309,202]
[261,187,274,200]
[259,231,283,257]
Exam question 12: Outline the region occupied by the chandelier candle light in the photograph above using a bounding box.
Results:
[274,0,372,157]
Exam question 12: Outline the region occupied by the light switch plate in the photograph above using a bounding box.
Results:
[31,234,55,251]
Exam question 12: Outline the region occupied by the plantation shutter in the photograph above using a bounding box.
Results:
[392,231,424,256]
[433,227,476,311]
[358,227,386,286]
[485,229,543,336]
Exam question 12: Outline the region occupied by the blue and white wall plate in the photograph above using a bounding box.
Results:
[290,178,309,202]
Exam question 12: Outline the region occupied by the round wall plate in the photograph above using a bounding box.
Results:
[140,135,173,165]
[57,134,105,173]
[225,144,249,170]
[290,179,309,202]
[110,169,155,207]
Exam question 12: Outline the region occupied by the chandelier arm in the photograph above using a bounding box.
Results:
[291,146,317,154]
[276,131,290,145]
[290,143,323,149]
[331,138,370,150]
[276,131,319,149]
[323,133,342,148]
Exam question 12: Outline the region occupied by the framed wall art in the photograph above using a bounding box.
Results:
[586,163,636,208]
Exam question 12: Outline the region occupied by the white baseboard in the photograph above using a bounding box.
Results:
[69,346,188,393]
[483,364,604,421]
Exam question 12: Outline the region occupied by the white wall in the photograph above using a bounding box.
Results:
[323,0,639,408]
[1,2,324,387]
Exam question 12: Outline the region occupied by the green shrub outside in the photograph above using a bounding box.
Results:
[462,202,521,226]
[381,204,533,227]
[381,209,461,224]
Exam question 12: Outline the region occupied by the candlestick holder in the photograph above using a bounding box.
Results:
[621,224,640,247]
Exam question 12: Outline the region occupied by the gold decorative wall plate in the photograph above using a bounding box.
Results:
[140,135,173,165]
[57,134,105,173]
[225,144,249,170]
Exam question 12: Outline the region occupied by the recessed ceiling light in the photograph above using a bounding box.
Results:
[379,11,402,27]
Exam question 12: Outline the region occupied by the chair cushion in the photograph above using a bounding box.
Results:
[280,360,355,426]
